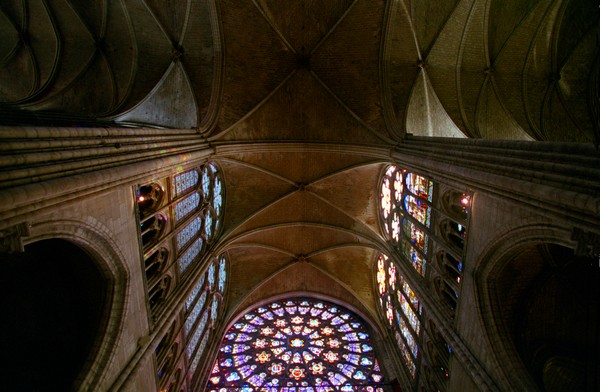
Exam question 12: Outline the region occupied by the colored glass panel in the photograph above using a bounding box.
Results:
[174,192,200,222]
[401,218,428,254]
[202,166,211,197]
[171,169,199,199]
[406,173,433,202]
[380,177,392,219]
[178,237,203,273]
[403,195,431,228]
[185,291,208,335]
[208,261,216,290]
[218,256,227,293]
[400,238,426,276]
[189,330,210,376]
[377,255,422,379]
[205,210,214,240]
[207,298,385,391]
[186,274,206,310]
[176,216,202,250]
[188,310,209,356]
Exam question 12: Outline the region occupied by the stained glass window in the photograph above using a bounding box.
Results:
[178,237,203,274]
[406,173,433,202]
[176,216,202,251]
[379,165,434,276]
[184,255,228,382]
[208,298,385,391]
[174,192,200,222]
[375,255,421,378]
[172,169,199,199]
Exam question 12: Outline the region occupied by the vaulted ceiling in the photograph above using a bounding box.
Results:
[1,0,598,328]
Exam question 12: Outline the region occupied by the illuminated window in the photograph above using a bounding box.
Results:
[376,255,421,378]
[207,298,386,391]
[184,256,228,382]
[172,169,199,199]
[380,166,433,276]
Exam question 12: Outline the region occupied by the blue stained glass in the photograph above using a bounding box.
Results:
[343,354,359,365]
[249,317,265,326]
[337,364,356,378]
[178,237,203,273]
[234,355,252,366]
[360,357,372,366]
[208,298,385,390]
[240,365,257,378]
[202,166,211,197]
[233,344,251,354]
[205,212,213,240]
[187,310,209,356]
[404,195,431,228]
[330,317,344,326]
[174,192,200,221]
[353,371,366,380]
[172,169,199,199]
[186,274,206,310]
[210,295,219,323]
[185,291,207,335]
[226,372,240,382]
[208,262,216,289]
[262,311,274,320]
[321,311,333,320]
[213,177,223,215]
[226,332,236,341]
[361,344,373,352]
[221,345,232,353]
[218,256,227,292]
[406,172,434,202]
[189,331,210,376]
[221,358,233,367]
[236,334,252,342]
[176,216,202,250]
[346,344,361,353]
[338,324,352,332]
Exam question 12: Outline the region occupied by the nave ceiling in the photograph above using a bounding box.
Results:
[0,0,598,327]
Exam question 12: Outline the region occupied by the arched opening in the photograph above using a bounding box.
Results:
[489,243,599,391]
[0,239,108,390]
[136,183,164,217]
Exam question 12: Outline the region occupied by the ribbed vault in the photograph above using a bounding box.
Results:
[384,0,599,142]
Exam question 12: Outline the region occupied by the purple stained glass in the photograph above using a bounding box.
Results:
[207,298,385,391]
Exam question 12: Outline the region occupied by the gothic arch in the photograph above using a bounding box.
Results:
[22,218,131,391]
[474,224,598,392]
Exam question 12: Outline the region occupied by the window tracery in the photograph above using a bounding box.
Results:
[380,166,433,276]
[183,255,228,387]
[376,255,421,378]
[207,298,386,391]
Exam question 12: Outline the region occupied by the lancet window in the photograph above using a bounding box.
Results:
[376,255,421,378]
[156,255,228,392]
[207,297,386,392]
[135,162,225,322]
[185,256,228,382]
[380,166,434,276]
